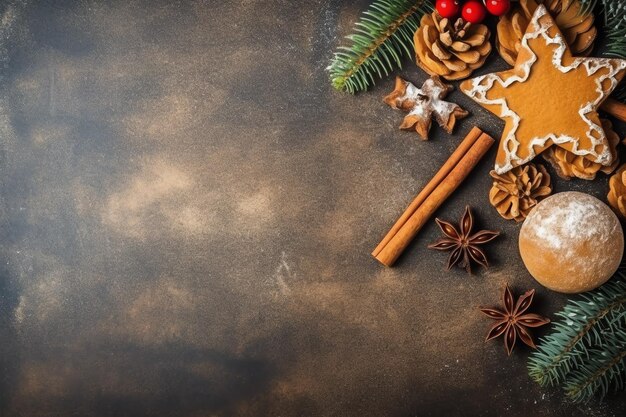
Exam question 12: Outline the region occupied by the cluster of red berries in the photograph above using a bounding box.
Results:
[436,0,510,23]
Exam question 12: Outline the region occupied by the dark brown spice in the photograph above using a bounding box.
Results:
[428,206,499,274]
[480,284,551,356]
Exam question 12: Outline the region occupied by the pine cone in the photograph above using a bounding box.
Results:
[489,163,552,222]
[497,0,596,66]
[414,11,491,80]
[543,119,620,180]
[608,164,626,221]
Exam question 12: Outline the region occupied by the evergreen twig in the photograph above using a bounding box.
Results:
[564,338,626,402]
[527,276,626,403]
[327,0,433,94]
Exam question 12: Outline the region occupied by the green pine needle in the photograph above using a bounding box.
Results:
[528,276,626,403]
[564,338,626,402]
[327,0,433,94]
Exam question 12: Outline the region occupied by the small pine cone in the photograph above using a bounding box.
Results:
[543,119,620,180]
[497,0,596,66]
[489,163,552,222]
[608,164,626,221]
[414,11,491,81]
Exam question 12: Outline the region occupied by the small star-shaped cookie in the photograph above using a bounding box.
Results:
[460,5,626,174]
[384,76,468,140]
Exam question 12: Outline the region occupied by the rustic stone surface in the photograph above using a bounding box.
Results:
[0,0,623,416]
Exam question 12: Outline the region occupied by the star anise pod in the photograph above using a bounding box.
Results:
[428,206,499,274]
[480,284,550,356]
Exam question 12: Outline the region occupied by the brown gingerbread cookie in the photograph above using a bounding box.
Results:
[384,76,468,140]
[460,5,626,174]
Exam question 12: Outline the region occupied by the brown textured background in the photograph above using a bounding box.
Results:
[0,0,624,416]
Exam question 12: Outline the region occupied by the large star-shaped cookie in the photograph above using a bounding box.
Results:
[460,5,626,174]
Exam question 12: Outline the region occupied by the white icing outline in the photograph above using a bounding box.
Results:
[463,5,626,174]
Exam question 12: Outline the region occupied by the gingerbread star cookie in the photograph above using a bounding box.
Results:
[460,5,626,174]
[384,76,468,140]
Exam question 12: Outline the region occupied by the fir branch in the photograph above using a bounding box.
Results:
[527,276,626,403]
[528,290,626,386]
[327,0,433,94]
[564,338,626,402]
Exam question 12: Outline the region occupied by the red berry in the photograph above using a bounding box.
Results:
[485,0,511,16]
[436,0,461,19]
[462,0,487,23]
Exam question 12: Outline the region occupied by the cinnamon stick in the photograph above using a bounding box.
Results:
[372,127,494,267]
[601,98,626,123]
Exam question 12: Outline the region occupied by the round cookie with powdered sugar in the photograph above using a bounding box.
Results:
[519,192,623,293]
